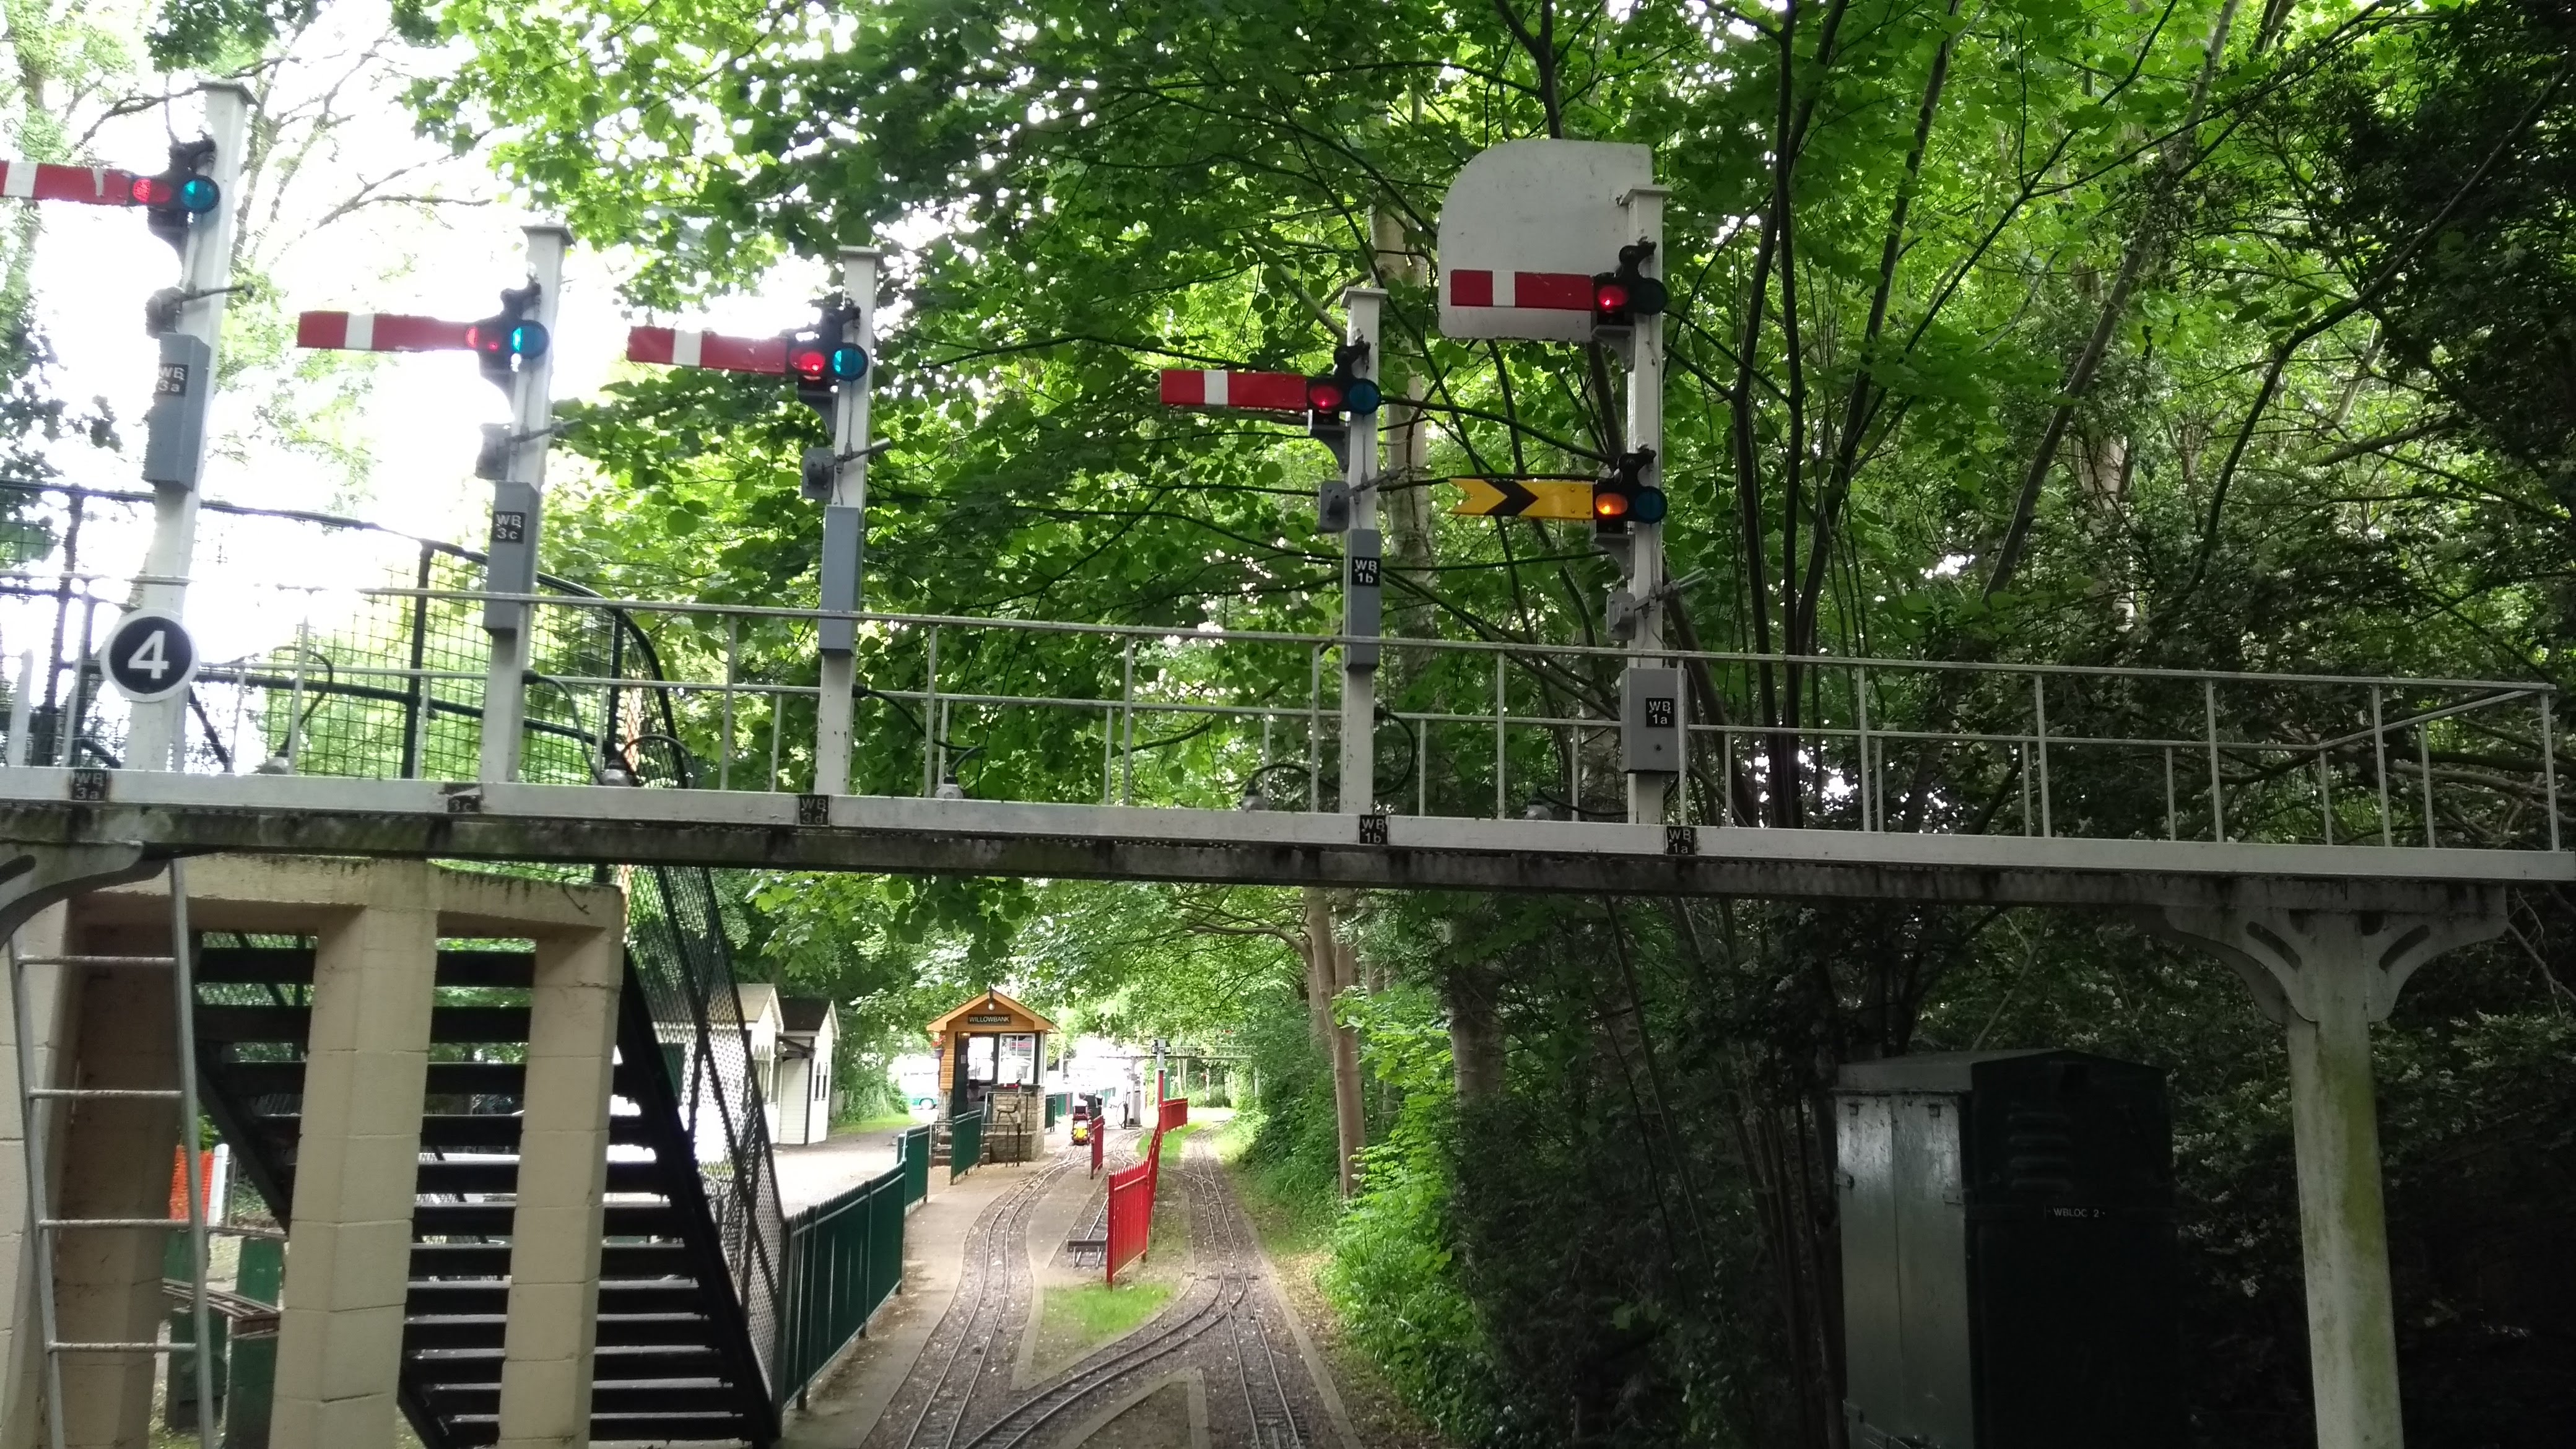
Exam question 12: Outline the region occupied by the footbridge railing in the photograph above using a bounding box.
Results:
[0,487,2566,905]
[19,599,2564,858]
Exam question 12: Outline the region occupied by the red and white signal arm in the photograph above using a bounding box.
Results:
[1158,370,1309,412]
[295,311,474,352]
[1436,140,1656,344]
[626,327,790,375]
[0,160,134,206]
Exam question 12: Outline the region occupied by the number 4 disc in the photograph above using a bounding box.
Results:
[100,610,199,703]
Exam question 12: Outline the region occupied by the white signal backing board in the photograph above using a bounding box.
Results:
[1436,140,1656,343]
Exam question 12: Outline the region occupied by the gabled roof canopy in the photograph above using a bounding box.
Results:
[926,988,1059,1038]
[780,998,837,1035]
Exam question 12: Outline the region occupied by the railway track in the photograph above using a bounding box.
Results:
[892,1150,1076,1449]
[965,1132,1312,1449]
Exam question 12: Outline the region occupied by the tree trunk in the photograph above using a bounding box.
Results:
[1446,963,1506,1102]
[1301,887,1337,1050]
[1329,925,1368,1196]
[1302,888,1368,1194]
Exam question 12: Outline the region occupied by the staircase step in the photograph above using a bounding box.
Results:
[415,1157,664,1196]
[243,1112,658,1154]
[207,1059,536,1105]
[404,1311,721,1351]
[588,1410,763,1442]
[411,1201,684,1237]
[407,1279,711,1316]
[194,946,537,988]
[399,1343,731,1386]
[418,1377,747,1417]
[196,1004,532,1046]
[411,1241,696,1277]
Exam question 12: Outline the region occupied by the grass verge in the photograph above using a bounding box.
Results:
[838,1111,925,1133]
[1039,1277,1176,1354]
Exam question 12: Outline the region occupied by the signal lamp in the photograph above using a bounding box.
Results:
[469,282,548,392]
[1307,342,1382,419]
[128,175,219,213]
[1595,446,1662,536]
[787,341,867,383]
[1591,241,1669,328]
[133,138,220,253]
[465,318,550,362]
[791,300,864,420]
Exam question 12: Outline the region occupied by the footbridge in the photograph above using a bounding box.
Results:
[1,494,2567,1449]
[0,496,2564,912]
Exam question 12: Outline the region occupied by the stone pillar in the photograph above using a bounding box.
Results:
[53,920,181,1449]
[495,925,620,1448]
[2144,896,2505,1449]
[271,866,438,1448]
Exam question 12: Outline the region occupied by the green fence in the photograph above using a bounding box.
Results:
[897,1124,933,1205]
[1045,1092,1070,1129]
[950,1109,984,1181]
[776,1165,908,1408]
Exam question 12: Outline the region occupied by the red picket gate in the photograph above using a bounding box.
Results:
[1104,1138,1157,1284]
[1090,1116,1105,1176]
[1158,1096,1189,1131]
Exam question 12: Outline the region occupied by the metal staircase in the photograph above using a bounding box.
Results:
[191,940,781,1447]
[2,498,792,1440]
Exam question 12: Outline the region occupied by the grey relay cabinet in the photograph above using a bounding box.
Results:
[1835,1050,2182,1449]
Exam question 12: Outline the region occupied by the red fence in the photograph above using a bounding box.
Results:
[1103,1097,1193,1284]
[1104,1132,1160,1284]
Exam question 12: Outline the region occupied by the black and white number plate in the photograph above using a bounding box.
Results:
[100,610,199,703]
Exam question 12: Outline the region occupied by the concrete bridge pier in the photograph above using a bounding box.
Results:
[2145,893,2507,1449]
[0,853,627,1449]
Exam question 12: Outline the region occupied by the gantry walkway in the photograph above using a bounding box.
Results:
[0,767,2561,913]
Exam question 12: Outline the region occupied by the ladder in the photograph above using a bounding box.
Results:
[7,858,217,1449]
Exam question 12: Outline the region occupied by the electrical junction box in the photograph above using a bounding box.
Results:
[141,333,212,488]
[1620,666,1681,773]
[482,480,541,633]
[818,504,863,652]
[1836,1051,2182,1449]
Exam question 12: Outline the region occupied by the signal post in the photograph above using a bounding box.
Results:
[1156,298,1386,816]
[295,227,569,784]
[814,247,881,796]
[479,225,570,785]
[1336,288,1386,817]
[621,255,879,796]
[124,84,251,774]
[1616,186,1675,824]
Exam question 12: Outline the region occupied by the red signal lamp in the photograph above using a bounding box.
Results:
[465,318,549,362]
[790,344,832,383]
[128,175,220,214]
[1306,376,1346,414]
